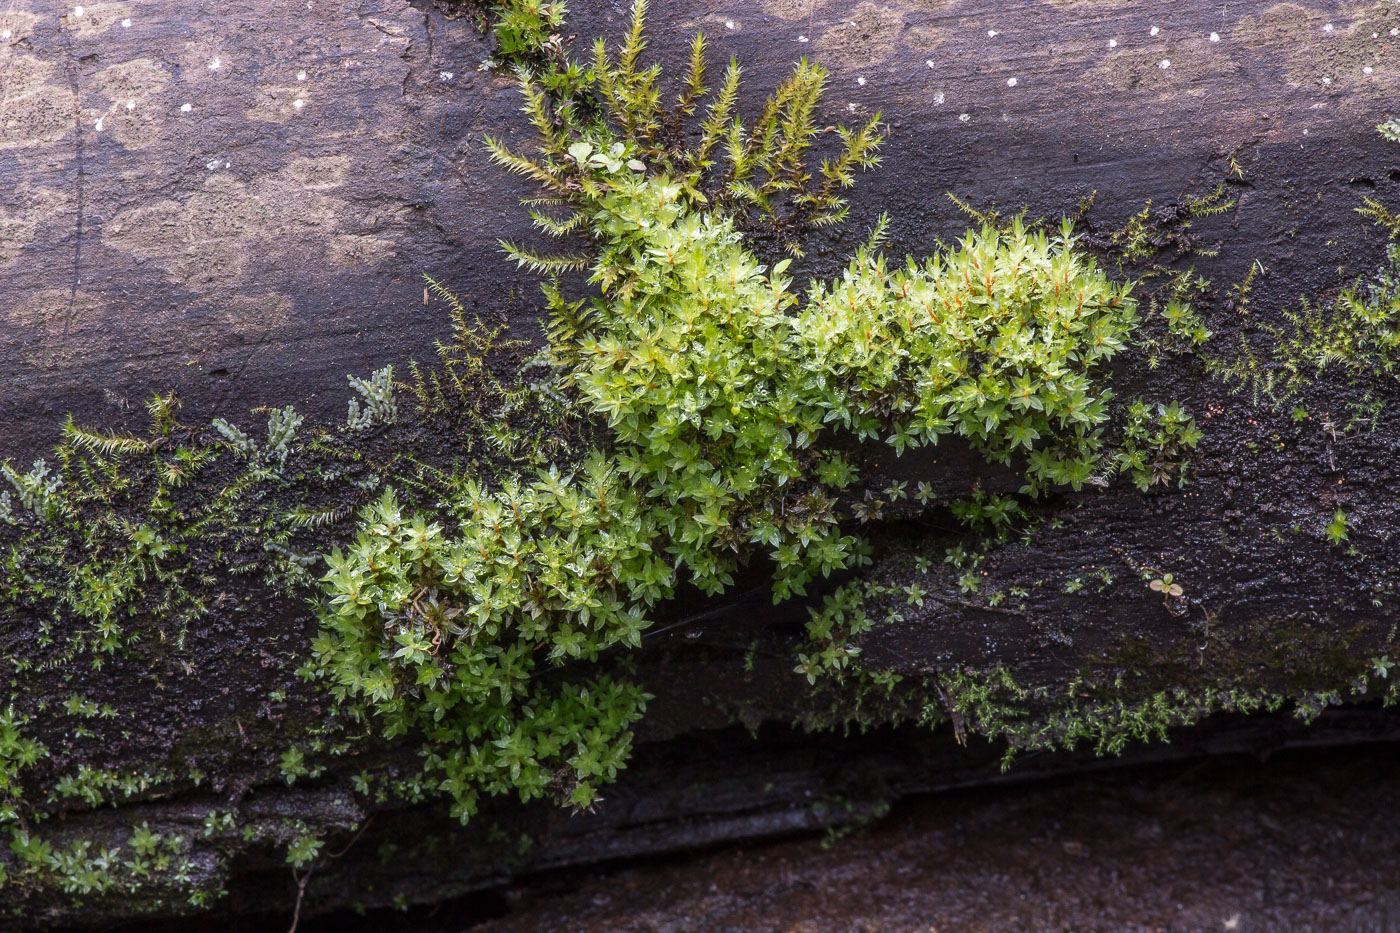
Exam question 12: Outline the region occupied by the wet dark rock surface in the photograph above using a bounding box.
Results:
[321,742,1400,933]
[5,1,1400,928]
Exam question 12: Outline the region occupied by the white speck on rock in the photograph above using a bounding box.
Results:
[206,159,220,170]
[797,35,808,43]
[73,6,84,17]
[180,103,192,112]
[1209,32,1219,42]
[857,76,866,86]
[121,18,131,27]
[1149,25,1159,36]
[439,70,454,82]
[725,20,734,30]
[1303,128,1309,135]
[1,29,10,39]
[209,58,221,71]
[94,117,103,131]
[1392,28,1399,36]
[959,112,970,122]
[126,99,135,110]
[1364,66,1374,74]
[1323,23,1333,33]
[293,98,305,109]
[1107,38,1117,49]
[934,90,945,104]
[1321,76,1332,84]
[1006,76,1017,87]
[926,59,935,68]
[987,29,998,38]
[1159,59,1171,69]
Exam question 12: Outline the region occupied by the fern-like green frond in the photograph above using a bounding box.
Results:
[500,240,590,274]
[676,31,708,115]
[61,417,153,456]
[484,135,569,194]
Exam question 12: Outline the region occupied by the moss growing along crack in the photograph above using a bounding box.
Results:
[0,0,1259,909]
[306,0,1209,825]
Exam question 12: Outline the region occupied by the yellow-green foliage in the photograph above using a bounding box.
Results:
[1272,244,1400,390]
[0,0,1207,851]
[487,0,883,261]
[314,159,1149,822]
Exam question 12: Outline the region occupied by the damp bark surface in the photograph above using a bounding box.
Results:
[463,743,1400,933]
[3,0,1400,930]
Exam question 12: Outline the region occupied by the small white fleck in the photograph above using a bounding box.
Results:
[1321,76,1332,85]
[933,90,945,104]
[724,19,734,30]
[439,70,454,82]
[1392,28,1399,37]
[206,158,220,170]
[1159,58,1171,69]
[121,18,131,27]
[180,103,192,112]
[1,29,10,39]
[1006,76,1017,86]
[1209,32,1220,43]
[1373,32,1380,39]
[1364,66,1374,74]
[797,35,808,43]
[73,5,84,17]
[987,29,998,38]
[1323,23,1333,33]
[224,160,230,168]
[94,117,103,131]
[927,59,936,69]
[1107,38,1118,49]
[293,98,305,109]
[1303,128,1309,135]
[959,112,970,122]
[208,58,221,71]
[847,102,857,111]
[126,99,135,110]
[1149,25,1159,36]
[857,76,866,86]
[297,70,307,81]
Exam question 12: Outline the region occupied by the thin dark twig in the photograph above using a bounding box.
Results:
[328,814,376,859]
[288,865,313,933]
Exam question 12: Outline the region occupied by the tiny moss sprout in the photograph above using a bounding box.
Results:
[1326,509,1350,546]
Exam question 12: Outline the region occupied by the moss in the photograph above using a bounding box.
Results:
[1,0,1398,916]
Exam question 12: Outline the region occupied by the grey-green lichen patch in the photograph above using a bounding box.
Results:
[0,49,75,151]
[806,2,925,70]
[89,57,172,148]
[61,3,136,41]
[104,156,355,291]
[1234,2,1400,94]
[1086,43,1220,95]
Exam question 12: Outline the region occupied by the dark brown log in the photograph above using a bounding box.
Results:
[3,0,1400,929]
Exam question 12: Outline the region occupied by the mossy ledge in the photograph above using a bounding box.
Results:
[2,0,1400,926]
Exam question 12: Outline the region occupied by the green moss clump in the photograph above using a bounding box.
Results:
[307,0,1186,825]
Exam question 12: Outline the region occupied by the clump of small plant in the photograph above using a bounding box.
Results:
[1326,509,1350,546]
[1212,122,1400,404]
[312,0,1154,824]
[1113,399,1203,491]
[486,0,884,261]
